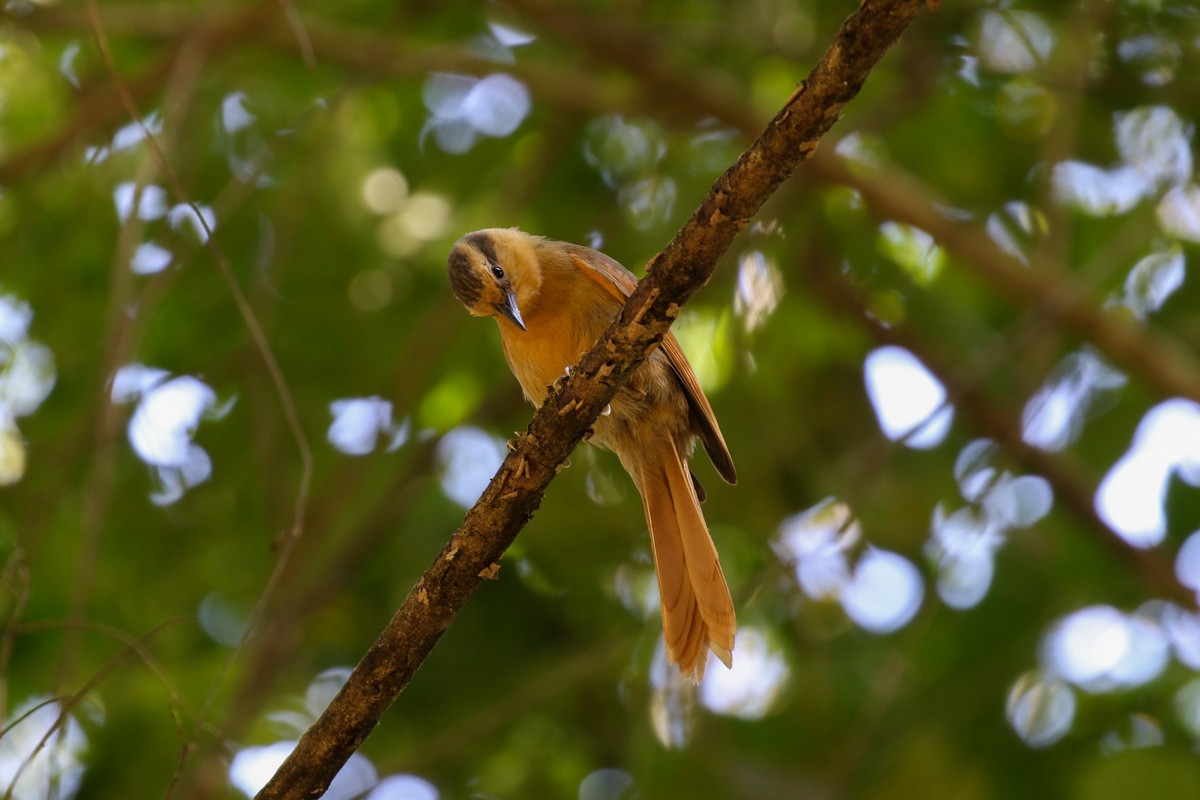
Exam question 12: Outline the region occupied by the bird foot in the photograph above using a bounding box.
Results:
[548,369,573,398]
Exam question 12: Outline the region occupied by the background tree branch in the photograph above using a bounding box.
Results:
[805,257,1195,606]
[812,154,1200,406]
[254,0,928,796]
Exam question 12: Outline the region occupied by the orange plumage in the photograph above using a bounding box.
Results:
[448,228,736,679]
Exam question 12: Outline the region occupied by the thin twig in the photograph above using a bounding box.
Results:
[2,617,187,800]
[80,9,321,791]
[58,22,208,693]
[82,0,315,691]
[17,616,198,724]
[0,552,30,730]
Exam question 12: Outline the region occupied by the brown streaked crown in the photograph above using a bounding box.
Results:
[447,245,484,309]
[463,231,500,268]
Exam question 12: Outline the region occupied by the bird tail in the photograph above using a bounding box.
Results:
[638,438,736,681]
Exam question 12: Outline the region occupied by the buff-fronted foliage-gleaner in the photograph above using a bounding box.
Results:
[448,228,737,680]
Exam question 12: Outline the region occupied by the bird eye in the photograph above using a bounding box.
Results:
[490,264,504,280]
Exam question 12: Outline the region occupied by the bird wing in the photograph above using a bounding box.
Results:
[563,243,737,485]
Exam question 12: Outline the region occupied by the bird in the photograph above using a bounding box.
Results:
[447,228,736,680]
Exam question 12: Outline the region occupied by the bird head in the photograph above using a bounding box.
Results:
[447,228,543,331]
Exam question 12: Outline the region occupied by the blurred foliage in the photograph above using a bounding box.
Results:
[1,0,1200,798]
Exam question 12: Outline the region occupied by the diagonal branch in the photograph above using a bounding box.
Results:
[254,1,928,796]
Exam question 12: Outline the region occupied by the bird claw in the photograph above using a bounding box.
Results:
[547,379,567,402]
[550,364,577,394]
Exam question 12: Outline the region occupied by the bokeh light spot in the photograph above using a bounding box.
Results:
[877,221,944,284]
[1176,530,1200,596]
[1022,349,1126,451]
[976,10,1054,73]
[671,309,731,393]
[1096,399,1200,547]
[113,181,168,223]
[583,116,665,187]
[1157,184,1200,242]
[734,250,783,333]
[422,72,530,154]
[996,78,1056,142]
[699,627,789,719]
[1175,678,1200,738]
[221,91,256,134]
[986,200,1047,263]
[928,505,1001,610]
[368,775,439,800]
[0,423,25,486]
[131,241,173,275]
[113,365,225,506]
[418,371,481,431]
[0,697,88,799]
[198,591,247,648]
[167,202,217,243]
[393,191,452,242]
[1118,247,1185,319]
[230,742,377,800]
[577,768,634,800]
[648,640,696,749]
[1006,672,1075,747]
[1043,605,1169,692]
[1052,162,1149,216]
[1116,106,1192,189]
[361,167,410,215]
[436,426,505,508]
[328,397,407,455]
[864,345,953,449]
[618,175,676,230]
[775,497,859,600]
[840,548,924,633]
[1162,604,1200,669]
[347,268,394,313]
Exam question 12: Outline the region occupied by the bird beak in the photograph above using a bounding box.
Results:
[498,291,526,331]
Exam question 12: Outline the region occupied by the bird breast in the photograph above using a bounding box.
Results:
[498,268,618,405]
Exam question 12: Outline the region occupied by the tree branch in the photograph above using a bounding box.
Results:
[811,153,1200,406]
[254,1,927,796]
[0,2,278,187]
